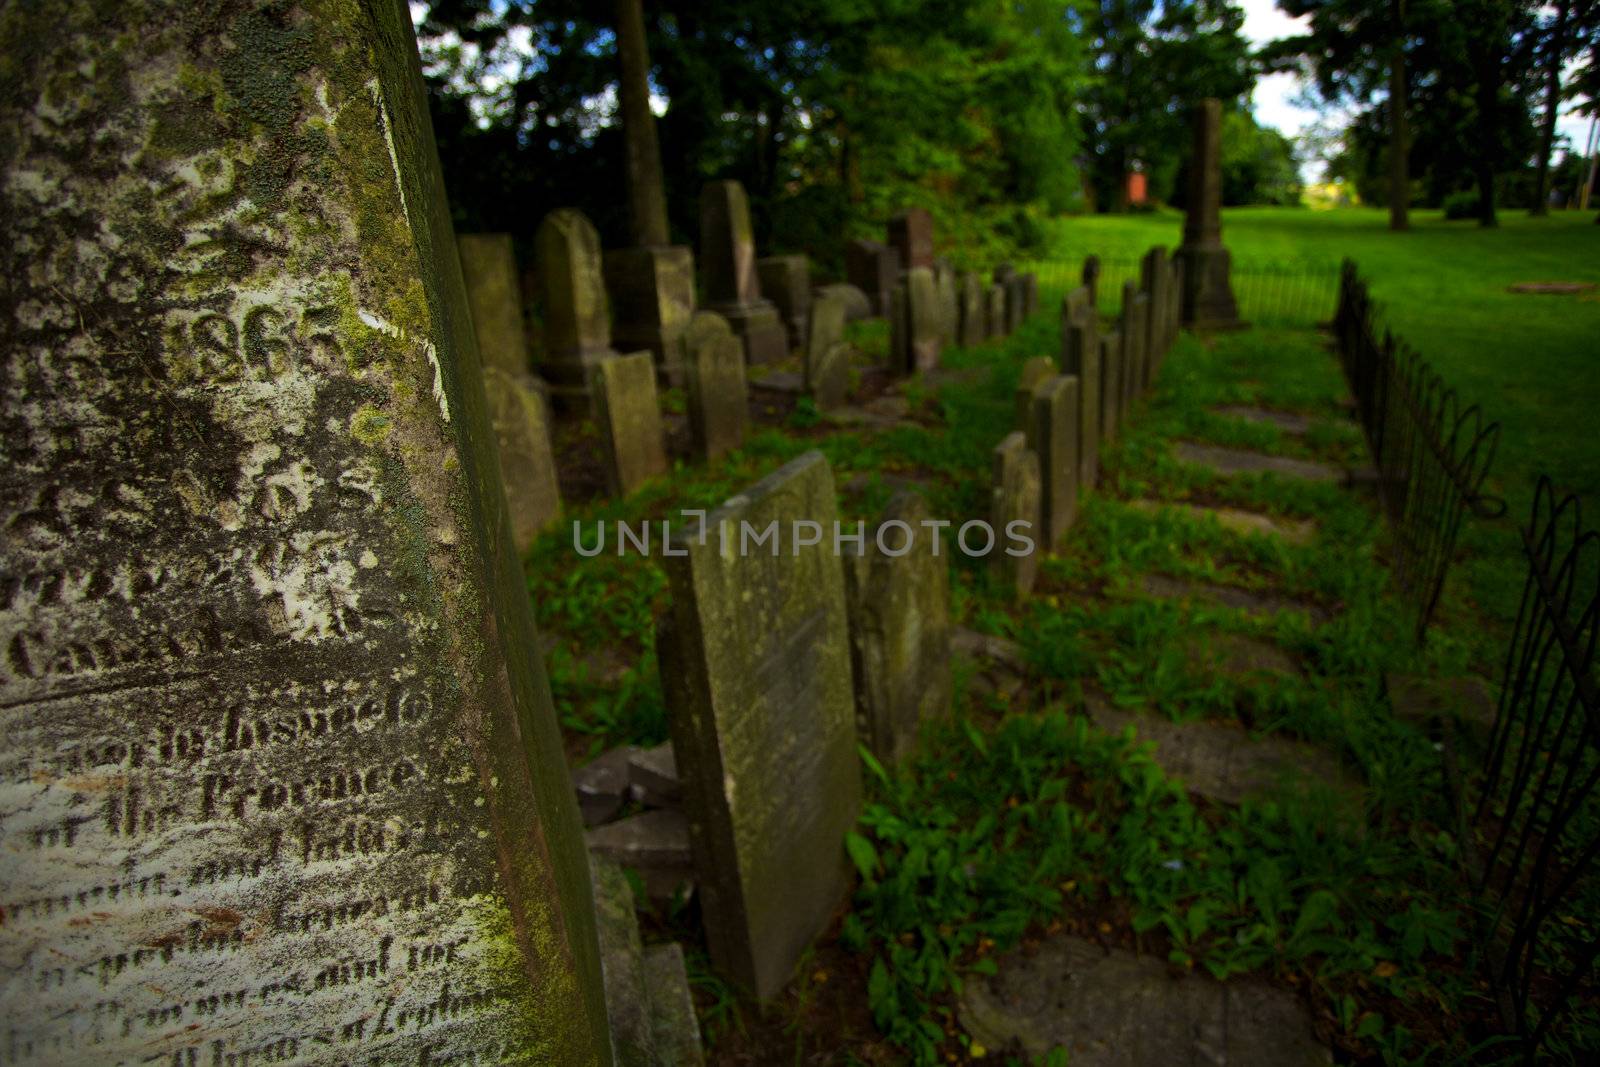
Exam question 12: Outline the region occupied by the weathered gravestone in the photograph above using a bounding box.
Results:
[656,452,863,999]
[594,352,669,495]
[845,239,900,317]
[934,260,960,343]
[699,180,788,364]
[1100,331,1123,443]
[805,291,852,411]
[1015,356,1059,432]
[904,267,942,373]
[459,232,532,375]
[0,2,611,1062]
[1005,277,1027,334]
[538,207,620,406]
[1082,254,1102,309]
[888,207,935,271]
[1027,376,1081,548]
[844,491,952,767]
[987,284,1008,339]
[606,245,696,386]
[484,366,563,550]
[684,312,748,462]
[959,272,986,346]
[756,254,812,352]
[1176,99,1244,330]
[1119,281,1144,409]
[813,281,872,323]
[1022,272,1040,318]
[991,433,1042,598]
[1062,319,1101,491]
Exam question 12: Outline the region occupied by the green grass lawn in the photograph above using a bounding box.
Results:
[1032,206,1600,657]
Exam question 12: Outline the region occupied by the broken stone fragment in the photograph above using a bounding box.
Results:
[585,808,692,870]
[628,742,682,806]
[572,745,639,827]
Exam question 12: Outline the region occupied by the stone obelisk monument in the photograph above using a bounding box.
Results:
[1175,98,1244,330]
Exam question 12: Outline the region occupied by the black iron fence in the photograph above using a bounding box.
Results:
[1469,477,1600,1059]
[1028,253,1340,326]
[1333,260,1505,642]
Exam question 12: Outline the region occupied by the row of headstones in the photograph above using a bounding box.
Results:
[639,249,1171,1004]
[460,189,1039,557]
[993,245,1184,597]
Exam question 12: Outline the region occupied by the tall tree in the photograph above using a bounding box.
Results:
[1531,1,1599,215]
[1387,0,1410,229]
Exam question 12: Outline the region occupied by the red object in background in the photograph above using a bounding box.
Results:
[1127,171,1148,205]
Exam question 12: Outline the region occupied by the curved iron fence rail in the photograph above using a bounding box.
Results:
[1472,477,1600,1058]
[1333,260,1506,642]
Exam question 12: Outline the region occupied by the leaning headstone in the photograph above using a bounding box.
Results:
[906,267,942,373]
[606,244,697,385]
[843,491,953,767]
[459,232,532,375]
[700,180,789,363]
[814,281,872,322]
[1027,376,1081,548]
[484,366,563,550]
[805,291,853,411]
[757,254,812,351]
[991,433,1042,598]
[657,452,863,999]
[538,207,620,404]
[1062,320,1101,491]
[1082,254,1102,309]
[987,284,1008,339]
[934,260,960,342]
[1022,272,1040,318]
[1175,98,1244,329]
[959,271,987,345]
[888,207,935,271]
[1015,356,1058,431]
[594,351,669,494]
[684,312,749,462]
[846,239,900,317]
[1100,331,1123,443]
[0,4,611,1061]
[1119,280,1144,408]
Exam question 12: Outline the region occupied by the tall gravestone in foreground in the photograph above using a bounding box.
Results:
[657,452,862,999]
[700,181,789,364]
[539,207,621,405]
[1175,99,1244,330]
[0,2,611,1063]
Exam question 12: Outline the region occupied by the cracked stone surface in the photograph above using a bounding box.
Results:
[1129,499,1317,545]
[1085,697,1361,808]
[1140,574,1328,623]
[1209,405,1320,436]
[1174,442,1342,483]
[959,932,1332,1066]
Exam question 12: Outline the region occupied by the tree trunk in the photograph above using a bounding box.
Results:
[1531,0,1573,216]
[1388,0,1410,230]
[614,0,670,246]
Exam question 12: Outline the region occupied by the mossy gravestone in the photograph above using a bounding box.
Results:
[699,180,787,364]
[1027,376,1081,549]
[458,233,532,375]
[593,352,669,495]
[684,312,748,463]
[0,2,609,1063]
[656,452,862,999]
[805,291,852,411]
[538,207,619,405]
[960,272,986,346]
[992,433,1042,598]
[906,267,943,373]
[484,366,563,551]
[844,491,952,766]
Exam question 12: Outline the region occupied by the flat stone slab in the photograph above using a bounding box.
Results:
[750,369,805,393]
[1507,281,1596,295]
[1174,442,1342,483]
[1128,499,1316,545]
[960,933,1331,1066]
[1140,574,1327,624]
[823,406,910,430]
[1086,697,1359,808]
[629,742,682,807]
[587,810,695,907]
[643,943,706,1066]
[1188,632,1302,680]
[1386,672,1497,750]
[574,744,641,827]
[1209,405,1319,435]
